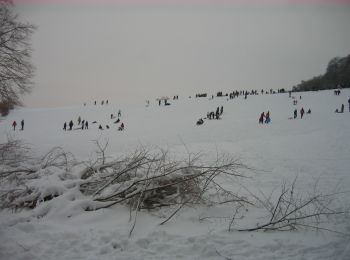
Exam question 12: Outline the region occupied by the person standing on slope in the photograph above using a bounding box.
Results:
[21,120,24,131]
[69,120,73,130]
[300,108,305,119]
[12,121,17,131]
[265,111,271,124]
[259,112,265,124]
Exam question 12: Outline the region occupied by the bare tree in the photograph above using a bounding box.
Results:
[0,0,35,115]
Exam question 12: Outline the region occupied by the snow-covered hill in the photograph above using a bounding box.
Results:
[1,89,350,259]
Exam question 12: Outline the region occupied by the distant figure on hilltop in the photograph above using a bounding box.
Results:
[259,112,265,124]
[348,98,350,112]
[21,120,24,131]
[63,122,67,131]
[12,121,17,131]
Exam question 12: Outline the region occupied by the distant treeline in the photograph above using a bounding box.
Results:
[293,54,350,92]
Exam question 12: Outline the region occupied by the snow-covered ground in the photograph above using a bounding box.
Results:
[1,89,350,259]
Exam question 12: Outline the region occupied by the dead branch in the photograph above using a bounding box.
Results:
[234,178,350,233]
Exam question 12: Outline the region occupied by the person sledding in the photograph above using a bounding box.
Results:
[196,118,204,125]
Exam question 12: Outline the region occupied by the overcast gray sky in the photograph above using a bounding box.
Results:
[16,1,350,107]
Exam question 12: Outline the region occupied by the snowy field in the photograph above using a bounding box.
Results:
[1,89,350,260]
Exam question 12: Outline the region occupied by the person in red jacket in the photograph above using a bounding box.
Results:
[12,121,17,131]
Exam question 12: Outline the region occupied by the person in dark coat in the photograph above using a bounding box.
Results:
[63,122,67,131]
[259,112,264,124]
[300,107,305,119]
[294,109,297,119]
[118,123,124,131]
[12,121,17,131]
[220,106,223,115]
[85,121,88,129]
[21,120,24,130]
[341,104,344,113]
[307,109,311,114]
[99,125,103,130]
[348,98,350,112]
[69,120,73,130]
[265,111,270,123]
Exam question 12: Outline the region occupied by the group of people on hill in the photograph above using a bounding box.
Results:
[63,109,125,131]
[63,117,88,131]
[207,106,223,120]
[259,111,271,124]
[158,99,171,106]
[334,97,350,113]
[197,105,224,125]
[334,90,341,95]
[293,107,310,119]
[11,120,24,131]
[92,100,109,106]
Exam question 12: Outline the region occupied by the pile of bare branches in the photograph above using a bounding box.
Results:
[0,138,76,210]
[79,147,250,215]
